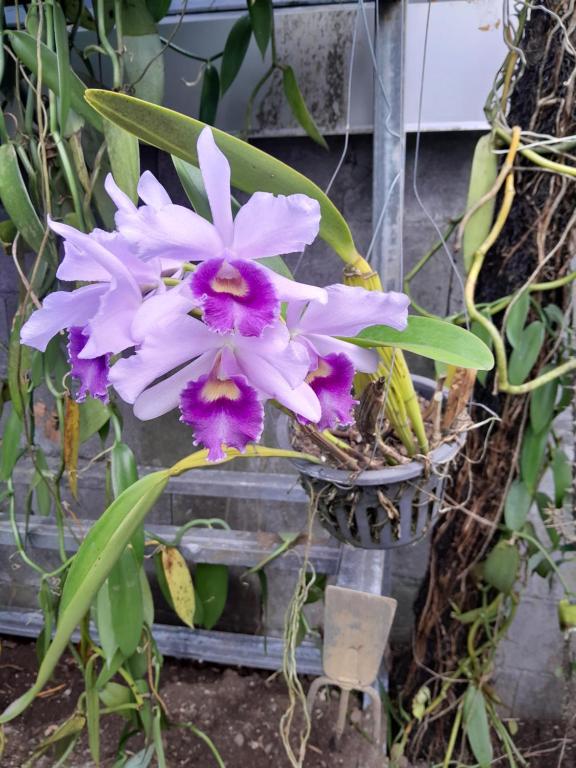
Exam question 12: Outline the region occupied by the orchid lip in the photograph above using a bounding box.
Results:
[200,378,242,402]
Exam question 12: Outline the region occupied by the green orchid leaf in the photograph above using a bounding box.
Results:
[0,144,48,256]
[552,449,571,507]
[7,31,102,130]
[95,579,120,665]
[52,3,71,131]
[84,90,358,263]
[172,155,212,220]
[0,408,23,482]
[103,119,140,203]
[145,0,171,23]
[79,397,111,444]
[108,547,144,657]
[505,290,530,348]
[342,316,495,370]
[123,33,165,106]
[520,424,548,493]
[111,441,139,499]
[529,371,557,434]
[122,0,165,105]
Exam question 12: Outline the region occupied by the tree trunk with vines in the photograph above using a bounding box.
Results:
[398,3,576,761]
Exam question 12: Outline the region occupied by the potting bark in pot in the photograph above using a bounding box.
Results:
[277,373,471,549]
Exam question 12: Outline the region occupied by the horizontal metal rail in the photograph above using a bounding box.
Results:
[0,517,340,573]
[0,609,324,675]
[12,461,308,503]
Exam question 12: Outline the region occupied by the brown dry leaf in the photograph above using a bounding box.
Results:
[64,397,80,499]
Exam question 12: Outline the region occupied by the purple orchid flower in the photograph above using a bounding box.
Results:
[108,127,327,337]
[20,217,171,402]
[68,327,110,403]
[108,283,410,458]
[287,284,410,429]
[109,316,319,460]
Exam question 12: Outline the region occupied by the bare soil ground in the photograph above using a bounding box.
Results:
[1,637,573,767]
[0,636,385,767]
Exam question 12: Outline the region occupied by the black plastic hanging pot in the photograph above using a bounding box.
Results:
[276,375,466,550]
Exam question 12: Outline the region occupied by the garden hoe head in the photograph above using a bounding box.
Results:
[307,586,397,747]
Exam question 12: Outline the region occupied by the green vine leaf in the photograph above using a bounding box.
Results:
[508,321,545,385]
[505,290,530,349]
[463,686,493,768]
[463,134,498,273]
[248,0,273,58]
[199,64,220,126]
[282,66,328,149]
[221,15,252,95]
[504,480,532,532]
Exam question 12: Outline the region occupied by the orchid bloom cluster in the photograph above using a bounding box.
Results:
[21,128,409,460]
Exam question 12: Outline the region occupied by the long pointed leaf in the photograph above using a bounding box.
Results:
[220,14,252,95]
[7,31,102,130]
[52,3,71,131]
[104,119,140,203]
[0,471,168,724]
[84,90,358,263]
[282,66,328,149]
[0,143,47,254]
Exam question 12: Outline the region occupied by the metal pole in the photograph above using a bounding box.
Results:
[371,0,406,292]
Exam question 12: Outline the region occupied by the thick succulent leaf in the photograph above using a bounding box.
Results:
[84,90,358,263]
[342,316,495,371]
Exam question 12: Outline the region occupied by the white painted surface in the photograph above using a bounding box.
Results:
[152,1,508,134]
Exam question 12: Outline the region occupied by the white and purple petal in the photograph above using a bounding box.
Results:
[297,284,410,336]
[131,280,198,342]
[266,271,327,304]
[234,347,321,423]
[197,127,234,246]
[137,171,172,209]
[20,284,107,352]
[301,333,379,373]
[109,315,220,404]
[68,327,110,403]
[180,373,264,461]
[104,174,138,214]
[114,203,223,267]
[53,220,160,287]
[133,354,217,420]
[191,258,279,337]
[232,191,321,261]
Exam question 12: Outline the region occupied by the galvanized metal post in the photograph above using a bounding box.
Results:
[371,0,406,292]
